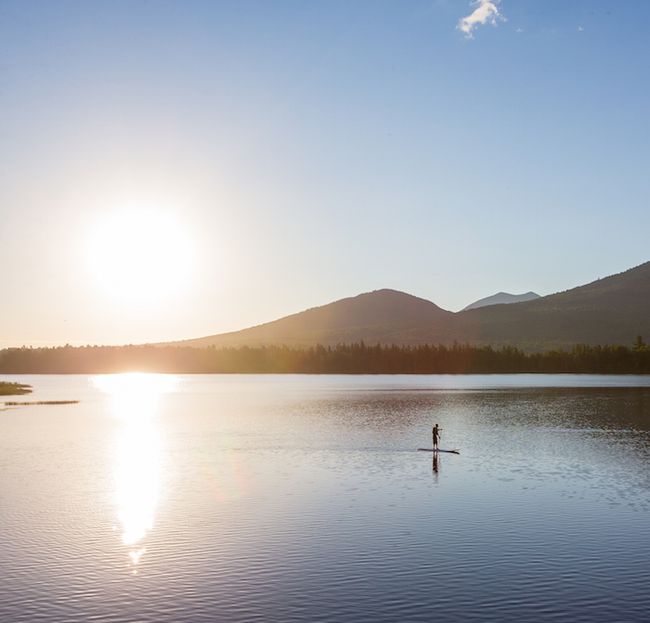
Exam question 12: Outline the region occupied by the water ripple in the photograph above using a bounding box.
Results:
[1,375,650,622]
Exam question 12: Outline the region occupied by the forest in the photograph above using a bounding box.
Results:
[1,339,649,374]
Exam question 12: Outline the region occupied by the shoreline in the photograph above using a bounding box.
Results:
[0,381,32,396]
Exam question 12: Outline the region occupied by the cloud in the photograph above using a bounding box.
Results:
[457,0,505,38]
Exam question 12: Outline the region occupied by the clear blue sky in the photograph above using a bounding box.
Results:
[1,0,649,346]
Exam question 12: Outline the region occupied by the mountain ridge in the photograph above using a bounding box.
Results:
[171,261,650,351]
[176,288,453,348]
[462,291,541,311]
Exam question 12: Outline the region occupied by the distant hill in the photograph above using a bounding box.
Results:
[177,289,454,348]
[462,291,540,311]
[455,261,650,350]
[171,261,650,351]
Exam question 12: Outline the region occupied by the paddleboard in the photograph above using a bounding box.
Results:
[417,448,460,454]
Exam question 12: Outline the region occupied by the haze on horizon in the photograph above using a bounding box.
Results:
[1,0,649,348]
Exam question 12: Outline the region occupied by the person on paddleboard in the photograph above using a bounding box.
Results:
[432,423,441,450]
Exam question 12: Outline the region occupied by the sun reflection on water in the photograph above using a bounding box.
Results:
[93,373,177,572]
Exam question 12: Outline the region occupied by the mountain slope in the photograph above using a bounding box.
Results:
[173,261,650,351]
[457,261,650,349]
[462,291,540,311]
[179,289,455,348]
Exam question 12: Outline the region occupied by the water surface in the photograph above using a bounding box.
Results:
[1,374,649,622]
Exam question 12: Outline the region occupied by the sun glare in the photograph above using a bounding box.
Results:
[87,207,195,307]
[94,373,178,571]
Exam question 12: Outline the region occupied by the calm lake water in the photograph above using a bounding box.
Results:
[1,374,650,622]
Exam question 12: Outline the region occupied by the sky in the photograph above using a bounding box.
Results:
[1,0,649,347]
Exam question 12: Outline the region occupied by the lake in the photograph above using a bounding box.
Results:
[1,374,650,622]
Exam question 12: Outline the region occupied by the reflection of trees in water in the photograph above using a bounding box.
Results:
[295,395,447,432]
[449,388,650,511]
[447,388,650,432]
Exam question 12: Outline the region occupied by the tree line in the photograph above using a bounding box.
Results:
[1,339,649,374]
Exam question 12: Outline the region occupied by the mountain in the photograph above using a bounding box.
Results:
[173,261,650,351]
[178,289,454,348]
[462,291,540,311]
[455,261,650,350]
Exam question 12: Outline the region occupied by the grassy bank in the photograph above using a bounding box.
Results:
[0,381,33,396]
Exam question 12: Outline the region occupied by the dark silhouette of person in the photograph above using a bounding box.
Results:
[432,423,441,450]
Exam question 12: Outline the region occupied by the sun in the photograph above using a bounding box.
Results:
[87,207,195,307]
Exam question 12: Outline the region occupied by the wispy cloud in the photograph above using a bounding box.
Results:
[457,0,505,38]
